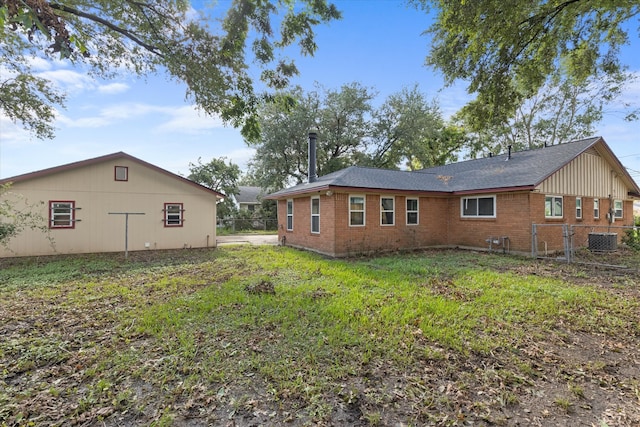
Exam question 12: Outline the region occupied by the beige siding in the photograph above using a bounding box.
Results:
[538,150,630,199]
[1,159,218,257]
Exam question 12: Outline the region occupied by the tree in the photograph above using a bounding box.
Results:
[188,157,240,219]
[0,0,340,140]
[247,84,473,189]
[247,83,376,189]
[463,70,637,157]
[417,0,640,131]
[369,85,472,169]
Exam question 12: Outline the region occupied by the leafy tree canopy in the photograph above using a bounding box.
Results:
[416,0,639,131]
[0,0,340,140]
[464,69,638,157]
[188,156,241,219]
[247,83,472,190]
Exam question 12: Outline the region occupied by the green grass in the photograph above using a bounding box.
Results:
[1,246,638,426]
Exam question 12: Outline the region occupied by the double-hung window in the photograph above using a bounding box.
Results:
[406,198,418,225]
[349,195,365,226]
[164,203,184,227]
[545,195,563,218]
[614,200,623,219]
[461,195,495,218]
[594,198,600,219]
[311,197,320,233]
[286,200,293,231]
[381,196,395,225]
[49,201,76,229]
[576,197,582,219]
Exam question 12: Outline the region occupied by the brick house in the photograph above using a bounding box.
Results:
[0,152,223,257]
[266,137,640,257]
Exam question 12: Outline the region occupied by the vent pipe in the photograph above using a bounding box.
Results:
[507,145,512,160]
[308,129,317,183]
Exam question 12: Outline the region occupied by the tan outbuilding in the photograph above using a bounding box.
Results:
[0,152,223,257]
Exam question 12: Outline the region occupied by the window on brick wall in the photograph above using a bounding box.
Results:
[286,199,293,230]
[545,195,563,218]
[406,198,418,225]
[594,198,600,219]
[576,197,582,219]
[349,195,365,226]
[614,200,623,219]
[461,195,495,218]
[380,196,395,225]
[311,196,320,233]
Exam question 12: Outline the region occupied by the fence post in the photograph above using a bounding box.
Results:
[562,224,571,263]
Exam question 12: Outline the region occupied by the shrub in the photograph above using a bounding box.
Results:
[622,227,640,251]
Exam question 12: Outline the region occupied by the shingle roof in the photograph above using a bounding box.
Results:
[267,137,640,198]
[236,186,263,203]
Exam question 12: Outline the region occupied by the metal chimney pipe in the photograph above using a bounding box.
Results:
[308,130,317,183]
[507,145,512,160]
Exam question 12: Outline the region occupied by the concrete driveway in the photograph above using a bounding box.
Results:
[216,234,279,246]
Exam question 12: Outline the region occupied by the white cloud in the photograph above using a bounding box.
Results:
[156,105,225,133]
[37,69,95,92]
[98,82,130,95]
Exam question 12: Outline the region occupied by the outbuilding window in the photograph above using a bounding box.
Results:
[461,195,495,218]
[164,203,184,227]
[545,195,563,218]
[594,198,600,219]
[114,166,128,181]
[49,201,76,228]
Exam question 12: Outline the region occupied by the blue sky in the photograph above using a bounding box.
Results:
[1,1,639,184]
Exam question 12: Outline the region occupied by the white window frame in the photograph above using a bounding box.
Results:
[406,198,419,225]
[286,199,293,231]
[545,195,563,218]
[614,200,623,219]
[349,195,366,227]
[380,196,395,226]
[49,201,76,229]
[594,198,600,219]
[460,195,496,218]
[164,203,184,227]
[311,196,320,234]
[576,197,582,219]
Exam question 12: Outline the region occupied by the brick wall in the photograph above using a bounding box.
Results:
[276,191,638,257]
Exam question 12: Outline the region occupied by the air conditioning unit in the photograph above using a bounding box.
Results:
[588,232,618,252]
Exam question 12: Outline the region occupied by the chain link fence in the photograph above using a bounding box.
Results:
[532,223,640,269]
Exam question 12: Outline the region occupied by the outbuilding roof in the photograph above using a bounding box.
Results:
[267,137,640,198]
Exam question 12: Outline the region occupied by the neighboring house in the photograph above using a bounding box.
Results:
[266,137,640,257]
[0,152,223,257]
[235,186,263,212]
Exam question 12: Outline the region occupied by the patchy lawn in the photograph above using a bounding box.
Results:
[1,247,639,426]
